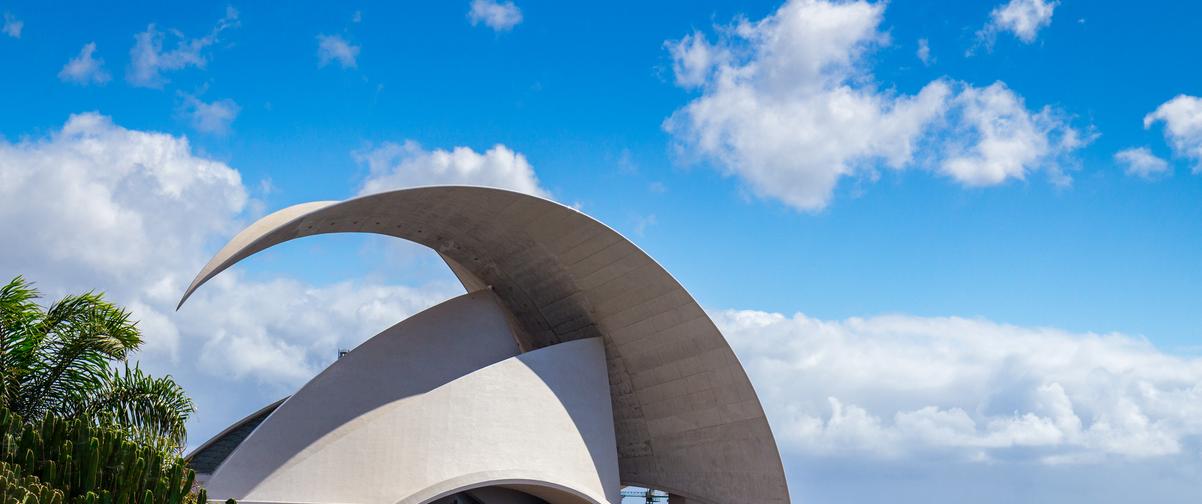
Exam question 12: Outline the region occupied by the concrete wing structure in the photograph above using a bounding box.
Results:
[186,397,285,485]
[180,186,789,504]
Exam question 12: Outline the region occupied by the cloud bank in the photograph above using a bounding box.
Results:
[0,113,458,405]
[718,309,1202,463]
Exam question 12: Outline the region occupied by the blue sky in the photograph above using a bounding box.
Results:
[2,0,1202,502]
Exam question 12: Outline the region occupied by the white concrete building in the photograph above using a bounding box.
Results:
[181,186,790,504]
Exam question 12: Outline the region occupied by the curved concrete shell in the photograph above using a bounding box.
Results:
[206,291,619,504]
[180,186,789,504]
[186,397,285,484]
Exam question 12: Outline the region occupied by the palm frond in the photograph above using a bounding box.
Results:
[1,277,194,453]
[19,291,143,419]
[0,276,45,410]
[74,364,196,453]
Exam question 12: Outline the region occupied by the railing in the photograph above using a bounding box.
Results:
[620,488,669,503]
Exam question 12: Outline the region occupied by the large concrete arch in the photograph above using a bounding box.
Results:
[180,186,789,503]
[428,484,597,504]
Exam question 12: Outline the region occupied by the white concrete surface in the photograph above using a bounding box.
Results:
[181,186,789,504]
[206,291,619,504]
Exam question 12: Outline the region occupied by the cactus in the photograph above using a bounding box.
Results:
[41,461,54,488]
[0,408,215,504]
[0,461,65,504]
[60,455,72,495]
[81,438,98,494]
[179,471,193,504]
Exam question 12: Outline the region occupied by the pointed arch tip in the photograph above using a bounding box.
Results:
[175,187,577,309]
[176,199,342,311]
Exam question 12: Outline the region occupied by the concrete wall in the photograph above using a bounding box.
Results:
[206,291,619,504]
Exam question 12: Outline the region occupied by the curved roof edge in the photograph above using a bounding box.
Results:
[178,186,790,504]
[186,397,287,474]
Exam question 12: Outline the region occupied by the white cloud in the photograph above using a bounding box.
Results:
[180,275,458,385]
[0,113,459,439]
[1115,147,1169,179]
[666,31,728,89]
[127,6,240,88]
[664,0,1083,211]
[316,34,359,69]
[940,82,1081,186]
[1144,95,1202,172]
[356,141,550,198]
[981,0,1058,44]
[916,38,932,66]
[2,12,21,38]
[0,113,246,288]
[468,0,523,31]
[59,42,111,85]
[178,94,240,135]
[717,309,1202,463]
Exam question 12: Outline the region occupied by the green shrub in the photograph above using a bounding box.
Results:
[0,408,208,504]
[0,460,64,504]
[0,276,195,454]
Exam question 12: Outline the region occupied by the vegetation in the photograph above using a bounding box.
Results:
[0,276,194,453]
[0,460,64,504]
[0,407,205,504]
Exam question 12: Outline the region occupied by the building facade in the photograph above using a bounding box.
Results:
[181,186,790,504]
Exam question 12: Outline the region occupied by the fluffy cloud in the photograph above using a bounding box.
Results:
[468,0,523,32]
[0,113,459,440]
[940,82,1081,186]
[316,34,359,69]
[665,31,729,89]
[981,0,1058,44]
[2,12,21,38]
[178,276,458,385]
[664,0,1083,211]
[717,309,1202,463]
[127,6,240,88]
[356,141,550,198]
[59,43,111,85]
[0,113,247,296]
[178,94,240,135]
[1115,147,1169,179]
[1144,95,1202,172]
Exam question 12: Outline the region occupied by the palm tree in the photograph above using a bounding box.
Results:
[0,276,195,452]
